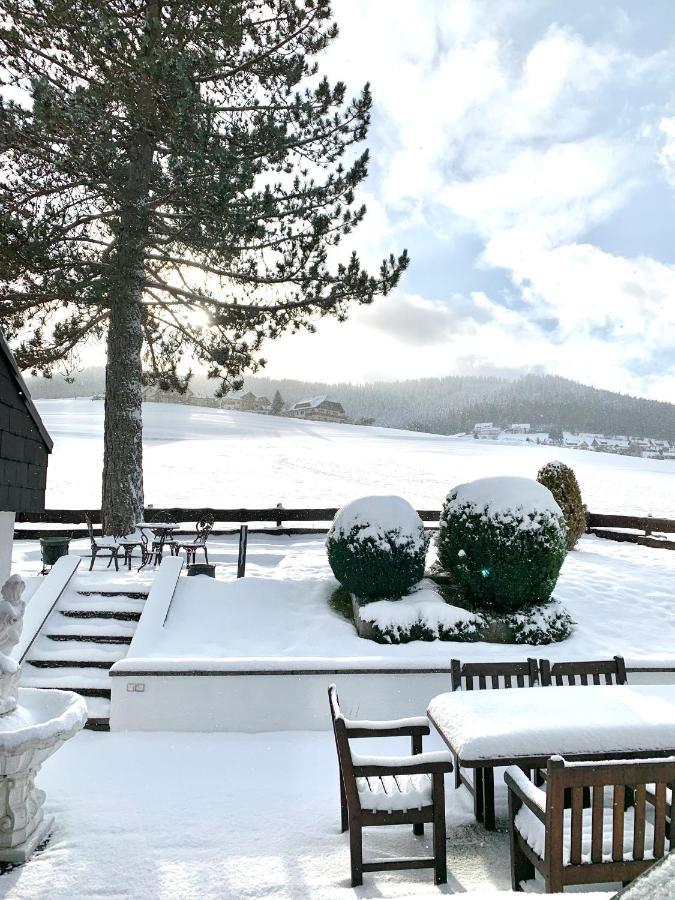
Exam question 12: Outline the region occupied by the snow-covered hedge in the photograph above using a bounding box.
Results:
[358,583,573,645]
[537,460,586,550]
[437,476,566,613]
[326,495,429,600]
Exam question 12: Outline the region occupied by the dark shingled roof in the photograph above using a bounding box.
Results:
[0,332,53,453]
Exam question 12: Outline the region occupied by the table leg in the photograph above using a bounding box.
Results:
[482,767,495,831]
[473,767,484,823]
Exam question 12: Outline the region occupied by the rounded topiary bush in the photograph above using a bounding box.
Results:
[326,496,429,601]
[536,460,586,550]
[437,476,566,613]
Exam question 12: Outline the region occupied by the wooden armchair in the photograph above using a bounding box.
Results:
[85,514,120,571]
[505,755,675,893]
[450,658,540,820]
[328,685,452,887]
[539,656,627,686]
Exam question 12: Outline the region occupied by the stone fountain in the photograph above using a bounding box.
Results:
[0,574,87,863]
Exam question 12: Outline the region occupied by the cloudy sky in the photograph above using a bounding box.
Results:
[259,0,675,399]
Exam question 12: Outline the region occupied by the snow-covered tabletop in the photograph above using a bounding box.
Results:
[427,685,675,764]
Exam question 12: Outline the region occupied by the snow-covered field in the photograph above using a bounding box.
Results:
[35,398,675,515]
[0,730,614,900]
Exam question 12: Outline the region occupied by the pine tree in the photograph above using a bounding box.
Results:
[270,389,284,415]
[0,1,408,533]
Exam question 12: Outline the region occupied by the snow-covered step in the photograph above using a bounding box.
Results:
[59,593,146,616]
[83,695,111,720]
[45,613,137,640]
[21,663,113,692]
[27,637,127,665]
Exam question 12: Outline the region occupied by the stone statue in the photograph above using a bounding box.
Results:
[0,574,26,716]
[0,574,26,657]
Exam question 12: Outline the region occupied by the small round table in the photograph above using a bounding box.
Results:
[136,522,179,567]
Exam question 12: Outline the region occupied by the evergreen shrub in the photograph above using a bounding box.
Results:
[536,460,587,550]
[437,476,566,613]
[326,496,429,600]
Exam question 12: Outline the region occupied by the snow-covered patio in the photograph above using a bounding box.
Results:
[0,729,615,900]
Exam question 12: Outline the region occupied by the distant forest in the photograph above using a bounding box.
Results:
[26,368,675,440]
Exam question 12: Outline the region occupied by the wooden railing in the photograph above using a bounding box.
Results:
[13,506,443,539]
[14,507,675,550]
[586,512,675,551]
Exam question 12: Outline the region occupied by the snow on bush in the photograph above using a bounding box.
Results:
[358,586,483,643]
[326,495,429,600]
[437,476,566,613]
[358,583,573,645]
[537,460,587,550]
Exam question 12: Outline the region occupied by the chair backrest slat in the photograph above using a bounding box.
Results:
[450,658,539,691]
[570,786,584,865]
[590,784,604,863]
[539,656,627,687]
[653,783,667,858]
[632,784,646,861]
[612,784,625,862]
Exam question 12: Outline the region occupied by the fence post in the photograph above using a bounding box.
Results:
[276,502,284,528]
[237,524,248,578]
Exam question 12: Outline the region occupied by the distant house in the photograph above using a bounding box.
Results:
[287,396,350,424]
[142,384,194,404]
[473,422,501,439]
[507,423,530,434]
[221,392,271,413]
[0,332,53,580]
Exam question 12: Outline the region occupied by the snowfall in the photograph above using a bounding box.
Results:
[4,399,675,897]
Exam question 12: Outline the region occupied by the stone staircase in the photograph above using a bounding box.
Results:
[21,589,147,730]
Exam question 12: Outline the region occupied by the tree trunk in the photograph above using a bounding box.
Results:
[101,282,145,536]
[101,0,159,536]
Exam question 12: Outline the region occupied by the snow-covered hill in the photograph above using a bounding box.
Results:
[37,398,675,515]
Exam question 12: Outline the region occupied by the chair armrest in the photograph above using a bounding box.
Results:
[344,715,430,739]
[504,766,546,822]
[352,749,453,776]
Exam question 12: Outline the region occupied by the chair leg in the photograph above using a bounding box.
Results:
[349,817,363,887]
[203,547,209,565]
[483,767,495,831]
[432,773,447,885]
[454,753,461,790]
[339,774,348,833]
[89,548,96,571]
[508,792,533,891]
[113,552,119,572]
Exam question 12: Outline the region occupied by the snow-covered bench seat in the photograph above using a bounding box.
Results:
[504,756,675,893]
[328,684,452,887]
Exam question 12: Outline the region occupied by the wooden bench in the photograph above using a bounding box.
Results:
[328,684,452,886]
[505,755,675,893]
[450,658,540,824]
[539,656,627,687]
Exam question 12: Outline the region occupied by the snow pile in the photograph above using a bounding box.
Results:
[444,476,563,532]
[358,586,482,643]
[328,495,427,551]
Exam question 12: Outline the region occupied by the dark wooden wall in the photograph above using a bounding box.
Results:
[0,351,49,512]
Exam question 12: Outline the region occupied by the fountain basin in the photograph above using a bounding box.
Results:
[0,688,87,863]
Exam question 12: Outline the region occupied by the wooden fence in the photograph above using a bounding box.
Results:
[14,507,675,549]
[13,506,442,539]
[586,512,675,551]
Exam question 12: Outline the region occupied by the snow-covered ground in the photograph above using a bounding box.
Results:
[0,729,614,900]
[12,532,675,666]
[35,398,675,515]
